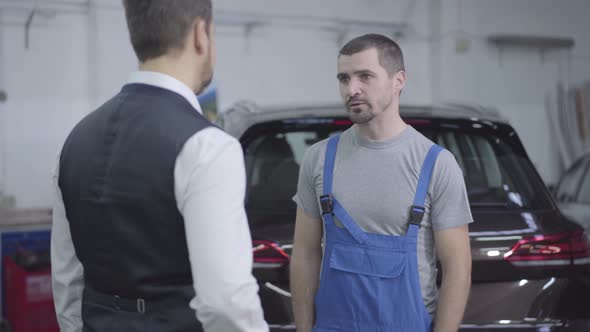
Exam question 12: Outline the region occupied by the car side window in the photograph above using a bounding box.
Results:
[555,156,589,203]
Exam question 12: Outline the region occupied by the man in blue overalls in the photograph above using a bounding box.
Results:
[291,34,473,332]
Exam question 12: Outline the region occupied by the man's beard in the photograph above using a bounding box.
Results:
[348,107,374,124]
[347,93,395,124]
[346,98,374,124]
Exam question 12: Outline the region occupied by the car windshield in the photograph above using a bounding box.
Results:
[241,117,553,229]
[419,126,551,209]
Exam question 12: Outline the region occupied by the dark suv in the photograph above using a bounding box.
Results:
[217,102,590,332]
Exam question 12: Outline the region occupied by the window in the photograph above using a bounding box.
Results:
[422,129,549,209]
[242,120,347,229]
[241,118,552,233]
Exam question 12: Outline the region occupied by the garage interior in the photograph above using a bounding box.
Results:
[0,0,589,331]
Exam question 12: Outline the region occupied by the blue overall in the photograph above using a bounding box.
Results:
[312,135,443,332]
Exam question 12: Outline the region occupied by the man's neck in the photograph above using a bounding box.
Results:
[356,106,407,141]
[139,57,202,94]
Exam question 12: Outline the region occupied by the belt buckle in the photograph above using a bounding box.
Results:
[113,295,121,311]
[137,298,145,314]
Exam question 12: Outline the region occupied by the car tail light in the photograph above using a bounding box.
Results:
[332,119,353,126]
[252,240,290,269]
[504,230,590,267]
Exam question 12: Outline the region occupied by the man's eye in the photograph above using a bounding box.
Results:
[339,77,349,84]
[360,74,371,80]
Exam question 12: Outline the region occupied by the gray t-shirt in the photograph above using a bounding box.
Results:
[293,125,473,316]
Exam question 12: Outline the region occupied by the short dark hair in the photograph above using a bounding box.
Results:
[339,34,405,77]
[123,0,212,62]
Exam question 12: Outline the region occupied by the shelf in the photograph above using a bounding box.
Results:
[488,34,575,50]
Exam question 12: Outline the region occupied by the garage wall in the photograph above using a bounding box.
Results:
[0,7,90,208]
[436,0,590,183]
[91,0,434,108]
[0,0,589,207]
[0,0,434,208]
[211,0,434,109]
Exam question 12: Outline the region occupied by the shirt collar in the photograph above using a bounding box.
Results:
[126,71,203,114]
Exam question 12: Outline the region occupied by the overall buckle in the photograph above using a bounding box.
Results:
[409,205,425,227]
[319,194,334,215]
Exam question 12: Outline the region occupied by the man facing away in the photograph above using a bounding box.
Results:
[290,34,473,332]
[51,1,269,331]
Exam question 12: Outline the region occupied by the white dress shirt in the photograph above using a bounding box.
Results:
[51,71,269,332]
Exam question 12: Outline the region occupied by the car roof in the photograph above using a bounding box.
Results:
[217,101,510,138]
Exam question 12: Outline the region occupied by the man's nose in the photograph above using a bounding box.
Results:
[347,79,361,98]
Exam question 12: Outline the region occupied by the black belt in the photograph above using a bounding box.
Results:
[83,287,188,314]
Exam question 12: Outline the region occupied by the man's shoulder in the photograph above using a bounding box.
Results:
[175,127,243,178]
[303,127,349,162]
[305,136,332,161]
[406,127,437,150]
[185,126,240,153]
[399,128,462,183]
[406,127,454,161]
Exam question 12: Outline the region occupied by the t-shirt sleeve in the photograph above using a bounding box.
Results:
[292,142,323,220]
[430,149,474,230]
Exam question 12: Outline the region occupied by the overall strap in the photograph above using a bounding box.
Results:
[407,144,444,238]
[320,135,368,244]
[322,135,340,195]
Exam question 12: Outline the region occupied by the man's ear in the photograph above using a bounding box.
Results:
[193,19,210,56]
[395,70,406,92]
